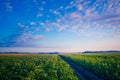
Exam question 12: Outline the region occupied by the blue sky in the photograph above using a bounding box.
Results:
[0,0,120,52]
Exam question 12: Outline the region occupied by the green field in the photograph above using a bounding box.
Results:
[61,53,120,80]
[0,53,120,80]
[0,54,78,80]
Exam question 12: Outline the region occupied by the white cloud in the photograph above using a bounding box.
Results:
[57,26,66,31]
[52,0,120,33]
[18,0,120,36]
[59,6,63,9]
[35,27,41,32]
[45,28,51,32]
[39,22,45,26]
[14,32,33,45]
[70,12,80,18]
[5,3,13,11]
[70,1,74,5]
[30,22,36,26]
[72,25,80,30]
[37,13,43,17]
[64,12,82,22]
[105,17,120,23]
[53,11,60,15]
[49,22,68,31]
[65,4,75,10]
[65,5,72,9]
[85,10,91,16]
[76,5,83,10]
[50,9,60,15]
[18,23,24,28]
[33,35,43,40]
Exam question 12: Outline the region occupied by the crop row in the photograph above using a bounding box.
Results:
[0,54,78,80]
[61,53,120,80]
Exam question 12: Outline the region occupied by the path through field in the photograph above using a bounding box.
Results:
[60,56,103,80]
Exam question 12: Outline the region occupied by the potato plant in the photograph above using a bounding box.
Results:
[0,54,78,80]
[62,53,120,80]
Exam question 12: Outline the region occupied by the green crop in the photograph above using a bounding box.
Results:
[62,53,120,80]
[0,54,78,80]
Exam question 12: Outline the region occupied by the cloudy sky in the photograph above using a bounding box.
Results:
[0,0,120,52]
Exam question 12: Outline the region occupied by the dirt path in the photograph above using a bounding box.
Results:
[60,56,103,80]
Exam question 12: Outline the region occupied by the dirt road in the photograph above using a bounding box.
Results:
[60,56,103,80]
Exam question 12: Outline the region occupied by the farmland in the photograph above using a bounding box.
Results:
[0,53,120,80]
[0,54,78,80]
[61,53,120,80]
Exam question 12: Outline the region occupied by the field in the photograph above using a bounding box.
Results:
[0,54,78,80]
[0,53,120,80]
[61,53,120,80]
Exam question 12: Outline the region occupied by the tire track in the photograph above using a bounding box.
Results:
[60,55,103,80]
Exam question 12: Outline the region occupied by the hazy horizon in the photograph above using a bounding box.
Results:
[0,47,120,53]
[0,0,120,52]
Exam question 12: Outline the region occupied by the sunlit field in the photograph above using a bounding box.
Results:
[0,54,78,80]
[0,53,120,80]
[61,53,120,80]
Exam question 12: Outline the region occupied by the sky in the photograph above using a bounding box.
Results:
[0,0,120,52]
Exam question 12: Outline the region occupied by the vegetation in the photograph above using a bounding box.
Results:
[0,54,78,80]
[1,53,119,80]
[61,53,120,80]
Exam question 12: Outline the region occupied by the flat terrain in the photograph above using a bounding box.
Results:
[61,53,120,80]
[60,56,102,80]
[0,54,78,80]
[0,53,120,80]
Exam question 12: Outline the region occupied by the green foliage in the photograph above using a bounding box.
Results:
[0,54,78,80]
[62,53,120,80]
